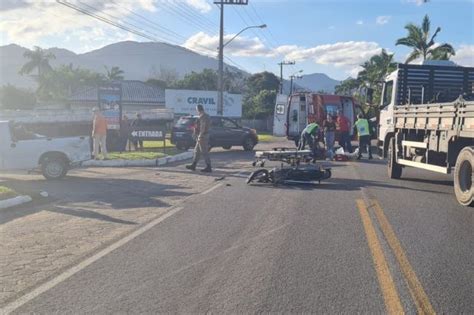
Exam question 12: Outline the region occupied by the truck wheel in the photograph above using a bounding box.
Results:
[42,158,68,180]
[388,138,402,179]
[454,146,474,207]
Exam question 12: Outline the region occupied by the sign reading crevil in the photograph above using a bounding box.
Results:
[165,89,242,117]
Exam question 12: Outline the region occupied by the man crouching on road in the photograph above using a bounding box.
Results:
[186,104,212,172]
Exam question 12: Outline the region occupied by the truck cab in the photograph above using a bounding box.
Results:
[0,121,91,179]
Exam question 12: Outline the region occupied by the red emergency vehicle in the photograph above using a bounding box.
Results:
[285,93,363,145]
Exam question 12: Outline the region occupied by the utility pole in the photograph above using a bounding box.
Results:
[278,61,295,94]
[289,70,303,95]
[214,0,249,116]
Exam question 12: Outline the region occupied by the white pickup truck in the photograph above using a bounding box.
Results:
[0,121,91,179]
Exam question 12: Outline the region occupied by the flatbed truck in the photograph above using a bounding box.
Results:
[380,61,474,206]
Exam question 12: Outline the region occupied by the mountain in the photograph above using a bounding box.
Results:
[296,73,341,93]
[0,41,243,89]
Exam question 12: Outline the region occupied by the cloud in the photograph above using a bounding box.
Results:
[376,15,391,25]
[452,45,474,67]
[183,31,384,76]
[0,0,158,47]
[185,0,212,13]
[356,20,364,25]
[402,0,426,6]
[183,31,272,57]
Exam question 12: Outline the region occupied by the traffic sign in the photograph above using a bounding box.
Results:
[130,128,166,141]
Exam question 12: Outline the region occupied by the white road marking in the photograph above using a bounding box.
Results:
[1,206,184,314]
[200,183,224,195]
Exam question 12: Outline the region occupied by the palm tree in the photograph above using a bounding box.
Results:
[104,66,124,81]
[356,49,397,106]
[19,46,55,79]
[358,49,396,89]
[396,14,455,63]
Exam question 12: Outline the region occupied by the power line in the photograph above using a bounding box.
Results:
[56,1,159,42]
[56,0,247,73]
[168,0,218,30]
[159,1,217,35]
[248,3,281,49]
[77,1,182,45]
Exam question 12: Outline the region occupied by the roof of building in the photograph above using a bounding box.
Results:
[69,80,165,104]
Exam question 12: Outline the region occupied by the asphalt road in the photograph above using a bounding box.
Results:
[4,142,473,314]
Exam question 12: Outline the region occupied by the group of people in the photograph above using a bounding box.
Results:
[92,108,146,160]
[298,111,373,160]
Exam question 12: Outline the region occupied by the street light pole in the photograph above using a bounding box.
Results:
[217,23,266,116]
[215,0,249,116]
[217,3,224,116]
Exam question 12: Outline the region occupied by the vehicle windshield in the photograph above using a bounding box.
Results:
[1,1,471,313]
[382,81,394,107]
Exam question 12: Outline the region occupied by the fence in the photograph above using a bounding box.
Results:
[241,118,273,132]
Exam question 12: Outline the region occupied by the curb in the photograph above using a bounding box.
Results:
[81,151,194,168]
[0,195,33,210]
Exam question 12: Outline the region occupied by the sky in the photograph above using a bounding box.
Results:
[1,0,473,80]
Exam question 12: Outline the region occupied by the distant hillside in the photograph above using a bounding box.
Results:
[296,73,341,93]
[0,41,243,89]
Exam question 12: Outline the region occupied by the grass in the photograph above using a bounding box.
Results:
[0,185,18,201]
[258,132,280,142]
[143,139,175,149]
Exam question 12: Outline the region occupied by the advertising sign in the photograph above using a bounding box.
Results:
[98,83,122,130]
[165,89,242,117]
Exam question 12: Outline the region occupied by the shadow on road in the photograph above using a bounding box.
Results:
[0,176,192,225]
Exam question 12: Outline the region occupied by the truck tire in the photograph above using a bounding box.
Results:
[388,138,402,179]
[454,146,474,207]
[42,157,68,180]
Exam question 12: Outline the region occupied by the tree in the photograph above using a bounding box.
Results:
[19,46,55,79]
[243,90,277,120]
[146,78,168,90]
[0,85,36,110]
[356,49,397,106]
[245,71,279,95]
[335,78,360,96]
[38,64,105,100]
[149,65,179,85]
[242,72,280,119]
[172,69,218,90]
[104,66,124,81]
[396,14,455,63]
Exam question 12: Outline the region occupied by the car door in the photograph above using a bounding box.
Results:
[222,118,246,145]
[209,117,224,146]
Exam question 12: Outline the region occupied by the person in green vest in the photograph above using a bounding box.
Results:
[298,122,319,152]
[354,113,373,160]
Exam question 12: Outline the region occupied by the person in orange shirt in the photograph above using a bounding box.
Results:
[92,107,108,160]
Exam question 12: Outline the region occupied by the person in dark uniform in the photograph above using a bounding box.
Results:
[186,104,212,172]
[132,113,144,151]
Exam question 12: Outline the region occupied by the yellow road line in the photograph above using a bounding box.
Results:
[371,200,436,315]
[356,199,405,315]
